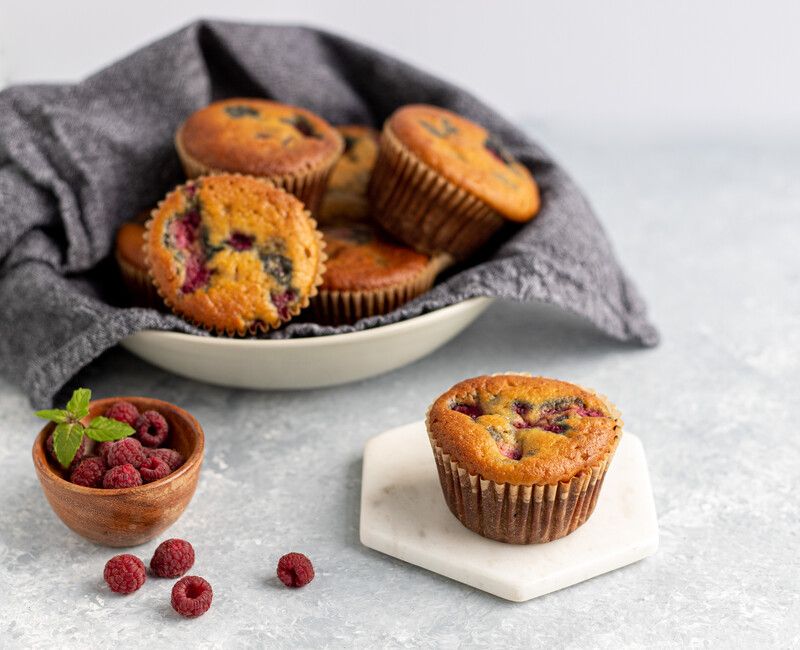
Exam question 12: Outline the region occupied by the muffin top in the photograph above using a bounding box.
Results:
[386,104,540,222]
[176,98,343,177]
[321,224,432,292]
[146,174,324,335]
[427,374,620,485]
[325,125,380,196]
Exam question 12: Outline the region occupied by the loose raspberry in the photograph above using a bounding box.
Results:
[47,432,86,470]
[106,437,145,469]
[134,410,169,447]
[151,538,195,578]
[103,554,146,594]
[140,456,170,483]
[70,456,106,487]
[171,576,213,617]
[105,400,140,427]
[146,448,184,471]
[103,464,142,488]
[277,552,315,588]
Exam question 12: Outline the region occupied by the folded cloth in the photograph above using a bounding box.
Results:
[0,20,658,407]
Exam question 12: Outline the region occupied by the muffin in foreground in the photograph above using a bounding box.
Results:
[309,223,450,325]
[145,174,325,336]
[369,104,540,259]
[175,98,344,214]
[318,125,380,224]
[115,211,163,309]
[426,374,621,544]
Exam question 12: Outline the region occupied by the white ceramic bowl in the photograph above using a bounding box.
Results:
[120,297,492,389]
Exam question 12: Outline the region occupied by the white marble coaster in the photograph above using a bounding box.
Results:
[360,421,658,602]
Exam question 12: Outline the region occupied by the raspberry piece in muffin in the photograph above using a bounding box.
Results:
[145,175,325,335]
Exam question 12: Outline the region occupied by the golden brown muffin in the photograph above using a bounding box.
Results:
[369,104,540,259]
[309,223,450,325]
[145,174,325,336]
[175,99,344,214]
[426,374,622,544]
[115,211,163,308]
[318,125,380,224]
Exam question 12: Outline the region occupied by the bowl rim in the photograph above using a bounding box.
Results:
[32,396,204,496]
[125,296,493,348]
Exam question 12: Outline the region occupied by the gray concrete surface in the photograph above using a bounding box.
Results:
[1,125,798,648]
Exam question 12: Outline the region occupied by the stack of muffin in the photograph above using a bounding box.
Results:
[116,99,541,335]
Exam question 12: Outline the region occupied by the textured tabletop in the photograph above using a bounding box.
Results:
[1,125,798,648]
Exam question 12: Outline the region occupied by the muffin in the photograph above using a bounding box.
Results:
[309,223,450,325]
[115,211,163,308]
[369,104,540,259]
[318,125,380,224]
[426,374,621,544]
[145,174,325,336]
[174,98,344,214]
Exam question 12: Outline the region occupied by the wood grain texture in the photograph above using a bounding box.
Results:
[32,397,204,547]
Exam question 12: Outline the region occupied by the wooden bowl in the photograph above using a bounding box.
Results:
[32,397,204,547]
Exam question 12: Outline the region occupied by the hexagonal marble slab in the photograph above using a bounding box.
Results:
[360,421,658,602]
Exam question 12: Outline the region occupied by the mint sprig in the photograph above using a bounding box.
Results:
[36,388,135,468]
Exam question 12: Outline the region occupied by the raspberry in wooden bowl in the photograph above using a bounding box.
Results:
[426,374,622,544]
[32,396,204,547]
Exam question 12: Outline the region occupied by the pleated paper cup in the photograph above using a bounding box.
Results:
[174,126,341,216]
[368,126,506,260]
[309,253,452,326]
[425,379,623,544]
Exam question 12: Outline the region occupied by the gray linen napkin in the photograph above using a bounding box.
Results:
[0,20,658,407]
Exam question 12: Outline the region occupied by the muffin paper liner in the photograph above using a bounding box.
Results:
[144,175,327,337]
[309,252,452,325]
[425,376,623,544]
[174,126,341,216]
[115,251,164,310]
[368,126,506,259]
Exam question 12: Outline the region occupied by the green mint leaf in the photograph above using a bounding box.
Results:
[53,422,85,468]
[85,416,134,442]
[35,409,69,423]
[66,388,91,419]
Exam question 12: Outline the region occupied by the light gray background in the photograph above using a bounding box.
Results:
[2,0,800,128]
[1,4,799,648]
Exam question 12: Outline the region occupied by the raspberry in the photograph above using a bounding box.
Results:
[105,400,140,427]
[96,441,114,464]
[146,448,184,471]
[103,554,146,594]
[140,456,170,483]
[106,437,145,468]
[171,576,213,618]
[70,456,106,487]
[134,410,169,447]
[277,552,315,588]
[150,538,195,578]
[47,432,86,470]
[103,464,142,488]
[451,403,482,419]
